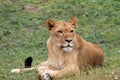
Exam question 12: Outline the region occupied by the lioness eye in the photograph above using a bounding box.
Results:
[57,30,62,33]
[70,30,74,33]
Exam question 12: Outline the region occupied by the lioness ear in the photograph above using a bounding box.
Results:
[69,17,78,28]
[45,19,56,30]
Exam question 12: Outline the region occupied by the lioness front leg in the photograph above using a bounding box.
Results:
[38,64,79,80]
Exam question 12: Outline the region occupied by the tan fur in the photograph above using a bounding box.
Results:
[38,17,104,78]
[11,17,104,79]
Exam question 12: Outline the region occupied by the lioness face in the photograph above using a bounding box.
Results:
[46,17,78,52]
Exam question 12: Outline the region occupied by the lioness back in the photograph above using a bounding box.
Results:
[76,35,104,68]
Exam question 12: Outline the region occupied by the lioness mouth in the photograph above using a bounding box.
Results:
[61,45,72,48]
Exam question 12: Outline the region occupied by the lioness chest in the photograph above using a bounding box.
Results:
[48,46,78,69]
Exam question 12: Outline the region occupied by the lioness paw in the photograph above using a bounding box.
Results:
[41,72,52,80]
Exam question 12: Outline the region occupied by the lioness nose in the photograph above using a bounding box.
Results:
[65,40,72,43]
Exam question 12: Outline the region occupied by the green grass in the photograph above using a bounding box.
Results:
[0,0,120,80]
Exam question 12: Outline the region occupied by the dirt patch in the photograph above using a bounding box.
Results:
[22,5,41,13]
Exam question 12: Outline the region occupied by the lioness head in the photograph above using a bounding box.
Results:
[46,17,78,52]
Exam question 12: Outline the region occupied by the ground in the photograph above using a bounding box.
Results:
[0,0,120,80]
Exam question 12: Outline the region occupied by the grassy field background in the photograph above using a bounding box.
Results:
[0,0,120,80]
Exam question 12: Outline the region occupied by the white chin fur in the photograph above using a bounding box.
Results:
[63,47,72,52]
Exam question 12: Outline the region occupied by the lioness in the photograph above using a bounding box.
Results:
[11,17,104,80]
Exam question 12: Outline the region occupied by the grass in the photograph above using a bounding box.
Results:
[0,0,120,80]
